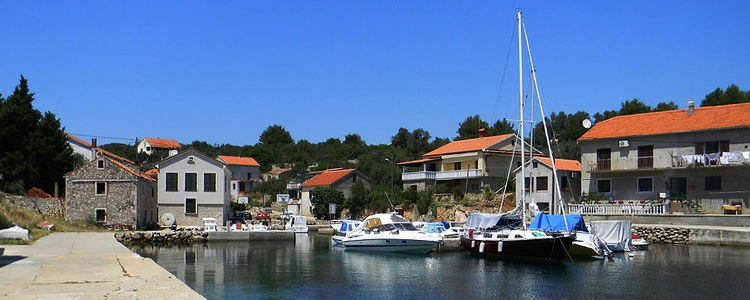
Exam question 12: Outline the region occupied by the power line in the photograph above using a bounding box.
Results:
[68,133,137,142]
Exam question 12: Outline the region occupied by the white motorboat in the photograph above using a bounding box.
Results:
[340,213,441,254]
[286,215,309,233]
[332,220,362,244]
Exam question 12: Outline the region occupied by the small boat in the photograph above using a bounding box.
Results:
[340,213,441,254]
[631,233,649,251]
[529,213,611,258]
[286,215,309,233]
[590,220,633,252]
[332,220,362,244]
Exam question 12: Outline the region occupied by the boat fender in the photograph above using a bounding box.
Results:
[498,241,503,252]
[471,240,475,248]
[479,242,485,253]
[468,229,473,238]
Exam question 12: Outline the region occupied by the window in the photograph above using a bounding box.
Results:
[146,146,151,151]
[524,177,531,190]
[95,182,106,195]
[454,162,461,170]
[232,183,236,190]
[166,173,178,191]
[97,159,104,169]
[637,177,653,192]
[247,172,252,180]
[95,209,106,222]
[637,146,653,168]
[204,173,216,192]
[185,173,197,192]
[596,148,611,170]
[474,160,478,169]
[410,185,417,191]
[352,174,357,183]
[239,182,246,192]
[597,179,611,193]
[536,177,548,191]
[185,198,197,214]
[705,176,721,191]
[560,176,569,191]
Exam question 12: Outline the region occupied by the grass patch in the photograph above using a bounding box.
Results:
[0,199,105,245]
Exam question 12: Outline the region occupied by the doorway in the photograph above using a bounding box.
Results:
[669,177,687,199]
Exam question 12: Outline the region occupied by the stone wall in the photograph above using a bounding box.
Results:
[114,230,208,244]
[158,203,225,227]
[633,226,690,244]
[1,194,65,218]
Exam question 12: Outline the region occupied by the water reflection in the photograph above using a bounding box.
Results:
[131,235,750,300]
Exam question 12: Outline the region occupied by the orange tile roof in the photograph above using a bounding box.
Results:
[578,102,750,141]
[65,133,135,165]
[301,169,355,188]
[143,137,181,149]
[145,168,158,175]
[266,168,291,175]
[104,156,155,182]
[423,134,514,157]
[535,157,581,172]
[397,157,441,166]
[218,155,260,167]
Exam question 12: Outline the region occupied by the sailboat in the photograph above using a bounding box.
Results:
[460,10,575,260]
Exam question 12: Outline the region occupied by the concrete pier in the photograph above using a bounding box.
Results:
[207,230,295,241]
[0,232,204,299]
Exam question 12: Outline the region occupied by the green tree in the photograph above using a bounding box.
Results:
[654,101,679,111]
[456,115,489,140]
[30,112,75,194]
[532,111,590,159]
[701,84,750,107]
[487,118,516,135]
[259,124,293,145]
[344,182,368,218]
[311,186,345,219]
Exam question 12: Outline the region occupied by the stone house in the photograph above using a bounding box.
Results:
[578,101,750,212]
[156,149,231,227]
[66,133,136,167]
[514,157,581,214]
[137,137,181,156]
[216,155,261,202]
[64,154,157,229]
[398,133,539,193]
[292,168,371,216]
[262,167,292,181]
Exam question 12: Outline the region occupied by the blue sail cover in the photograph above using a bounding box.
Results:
[529,214,588,232]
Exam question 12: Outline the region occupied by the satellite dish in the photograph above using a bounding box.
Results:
[161,213,175,226]
[582,119,592,129]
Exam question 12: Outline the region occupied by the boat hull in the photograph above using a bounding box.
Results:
[460,234,574,260]
[342,237,440,254]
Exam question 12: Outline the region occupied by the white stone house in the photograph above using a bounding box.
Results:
[65,154,157,229]
[137,137,181,156]
[578,101,750,212]
[156,149,231,227]
[66,133,135,167]
[216,155,261,202]
[398,133,539,193]
[514,157,581,214]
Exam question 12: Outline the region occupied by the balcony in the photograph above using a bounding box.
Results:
[588,152,750,173]
[568,203,669,215]
[402,169,484,181]
[588,156,656,172]
[286,182,302,190]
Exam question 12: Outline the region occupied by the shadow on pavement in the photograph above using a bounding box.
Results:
[0,255,27,268]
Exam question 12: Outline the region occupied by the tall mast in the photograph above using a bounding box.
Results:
[517,10,526,229]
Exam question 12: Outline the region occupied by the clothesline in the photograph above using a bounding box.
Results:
[681,151,750,166]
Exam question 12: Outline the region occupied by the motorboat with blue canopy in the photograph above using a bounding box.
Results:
[332,220,362,244]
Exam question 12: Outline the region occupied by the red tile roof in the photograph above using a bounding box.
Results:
[535,157,581,172]
[218,155,260,167]
[104,156,156,182]
[143,137,181,149]
[397,157,441,166]
[578,102,750,141]
[266,168,291,175]
[423,134,514,157]
[301,169,355,188]
[65,133,136,165]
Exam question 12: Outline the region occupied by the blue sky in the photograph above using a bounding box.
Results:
[2,1,749,146]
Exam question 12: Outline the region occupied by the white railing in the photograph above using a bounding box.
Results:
[286,182,302,190]
[402,169,483,181]
[568,203,670,215]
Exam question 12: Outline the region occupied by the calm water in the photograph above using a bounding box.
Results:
[129,234,750,299]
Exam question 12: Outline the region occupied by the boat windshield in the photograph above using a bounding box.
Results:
[393,223,417,231]
[391,215,410,223]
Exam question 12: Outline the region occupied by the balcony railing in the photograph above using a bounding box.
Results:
[568,203,669,215]
[589,156,657,172]
[286,182,302,190]
[402,169,483,181]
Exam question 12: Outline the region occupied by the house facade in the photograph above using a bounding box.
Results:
[514,157,581,214]
[66,133,135,166]
[398,133,538,193]
[137,137,181,156]
[262,167,292,181]
[216,155,261,202]
[157,149,231,226]
[290,168,372,216]
[65,154,157,229]
[578,101,750,212]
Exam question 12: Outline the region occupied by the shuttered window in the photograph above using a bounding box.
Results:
[166,173,178,191]
[204,173,216,192]
[185,173,197,192]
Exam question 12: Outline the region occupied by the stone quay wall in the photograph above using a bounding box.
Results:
[633,226,690,244]
[2,194,65,218]
[115,230,208,245]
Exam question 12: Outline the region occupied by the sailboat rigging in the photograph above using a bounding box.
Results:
[460,10,575,260]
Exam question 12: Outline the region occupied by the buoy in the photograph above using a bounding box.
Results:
[479,242,485,253]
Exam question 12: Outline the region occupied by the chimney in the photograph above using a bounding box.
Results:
[688,100,695,116]
[478,128,487,138]
[91,138,98,148]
